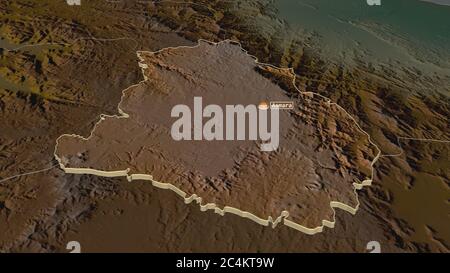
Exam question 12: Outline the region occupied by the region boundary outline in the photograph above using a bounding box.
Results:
[55,39,383,235]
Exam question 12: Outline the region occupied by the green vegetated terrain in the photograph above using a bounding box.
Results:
[0,0,448,252]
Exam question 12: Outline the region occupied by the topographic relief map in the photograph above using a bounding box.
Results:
[0,0,449,254]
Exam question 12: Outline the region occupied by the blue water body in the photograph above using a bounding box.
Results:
[271,0,450,71]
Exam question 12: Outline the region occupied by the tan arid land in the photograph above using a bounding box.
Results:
[1,0,448,253]
[55,40,380,233]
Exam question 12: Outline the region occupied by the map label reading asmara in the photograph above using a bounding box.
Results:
[171,96,280,151]
[54,40,379,234]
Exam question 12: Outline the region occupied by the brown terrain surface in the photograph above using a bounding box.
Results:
[0,0,448,252]
[55,40,378,232]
